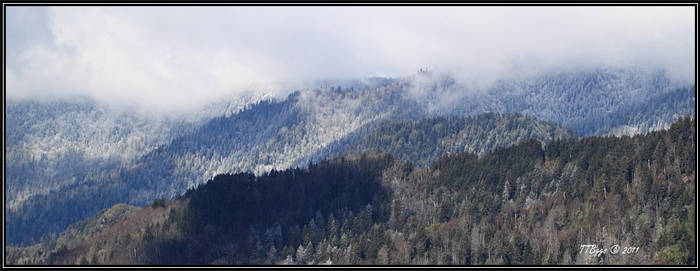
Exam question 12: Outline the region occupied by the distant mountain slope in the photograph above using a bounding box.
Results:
[122,84,420,201]
[7,117,694,265]
[4,95,264,245]
[5,97,183,211]
[4,106,569,246]
[415,67,695,136]
[5,67,695,246]
[311,113,575,167]
[5,82,417,245]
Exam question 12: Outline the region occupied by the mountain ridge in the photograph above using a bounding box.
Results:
[5,67,695,246]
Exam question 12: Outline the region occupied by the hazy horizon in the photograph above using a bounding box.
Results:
[6,6,695,113]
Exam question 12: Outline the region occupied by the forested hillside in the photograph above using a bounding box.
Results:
[440,67,694,136]
[4,95,263,245]
[6,97,179,211]
[6,67,695,247]
[315,113,574,167]
[7,116,694,265]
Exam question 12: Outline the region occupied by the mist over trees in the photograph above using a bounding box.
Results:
[5,68,695,248]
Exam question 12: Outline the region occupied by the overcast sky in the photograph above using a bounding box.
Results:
[6,6,695,113]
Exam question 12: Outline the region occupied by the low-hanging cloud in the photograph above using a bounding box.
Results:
[6,6,695,113]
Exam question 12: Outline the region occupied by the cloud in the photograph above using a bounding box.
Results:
[6,6,695,113]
